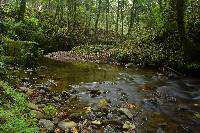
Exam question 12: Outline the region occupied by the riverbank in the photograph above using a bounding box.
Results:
[45,44,200,77]
[6,58,200,133]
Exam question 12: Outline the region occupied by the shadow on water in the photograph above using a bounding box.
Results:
[18,58,200,132]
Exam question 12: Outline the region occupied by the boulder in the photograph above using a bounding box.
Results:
[91,120,101,125]
[18,87,30,92]
[27,102,40,111]
[39,119,55,131]
[58,121,77,130]
[30,110,45,119]
[123,121,136,130]
[119,108,133,119]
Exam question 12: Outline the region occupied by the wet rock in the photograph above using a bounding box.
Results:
[21,78,30,82]
[53,96,61,102]
[103,90,110,94]
[39,66,48,71]
[38,75,46,79]
[30,110,45,119]
[106,113,118,120]
[35,84,49,90]
[39,119,55,131]
[54,128,61,133]
[39,89,46,94]
[166,96,176,102]
[68,113,86,122]
[58,120,77,130]
[125,63,136,68]
[143,98,160,106]
[26,89,34,97]
[104,125,114,132]
[97,99,109,108]
[18,86,30,92]
[102,119,123,127]
[167,72,179,80]
[123,121,136,130]
[88,89,101,97]
[139,84,156,91]
[52,117,60,124]
[91,120,101,125]
[94,107,109,117]
[27,102,40,111]
[81,128,91,133]
[34,95,43,103]
[57,111,68,119]
[40,128,47,133]
[176,105,189,112]
[159,122,168,128]
[119,108,133,119]
[37,104,46,108]
[156,127,165,133]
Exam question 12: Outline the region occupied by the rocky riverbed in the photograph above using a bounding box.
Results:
[13,58,200,133]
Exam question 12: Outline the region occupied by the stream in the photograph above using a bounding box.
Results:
[17,58,200,133]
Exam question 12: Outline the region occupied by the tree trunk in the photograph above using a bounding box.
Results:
[121,0,124,35]
[115,0,120,33]
[175,0,188,53]
[106,0,109,34]
[176,0,185,38]
[73,0,77,29]
[128,0,136,35]
[95,0,102,34]
[18,0,26,21]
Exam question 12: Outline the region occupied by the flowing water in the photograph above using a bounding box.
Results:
[18,58,200,133]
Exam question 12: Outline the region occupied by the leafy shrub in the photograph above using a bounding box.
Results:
[43,105,57,117]
[0,81,39,133]
[2,37,43,67]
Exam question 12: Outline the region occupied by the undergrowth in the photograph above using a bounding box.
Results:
[0,81,39,133]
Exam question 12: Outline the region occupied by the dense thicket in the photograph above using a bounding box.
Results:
[0,0,200,70]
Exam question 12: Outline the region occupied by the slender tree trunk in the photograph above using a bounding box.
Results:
[54,0,60,23]
[95,0,102,34]
[128,0,136,35]
[176,0,185,38]
[18,0,26,21]
[115,0,120,33]
[106,0,109,34]
[176,0,187,53]
[73,0,77,29]
[121,0,124,35]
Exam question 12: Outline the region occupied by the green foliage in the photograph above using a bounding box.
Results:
[0,81,39,133]
[2,37,43,67]
[194,113,200,119]
[43,105,57,117]
[186,63,200,70]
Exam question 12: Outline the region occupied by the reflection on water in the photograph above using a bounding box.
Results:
[19,58,200,132]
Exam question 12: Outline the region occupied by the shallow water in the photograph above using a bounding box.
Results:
[19,58,200,132]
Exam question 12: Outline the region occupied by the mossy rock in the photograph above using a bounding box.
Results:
[2,37,38,57]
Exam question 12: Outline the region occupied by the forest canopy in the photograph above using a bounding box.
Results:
[0,0,200,71]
